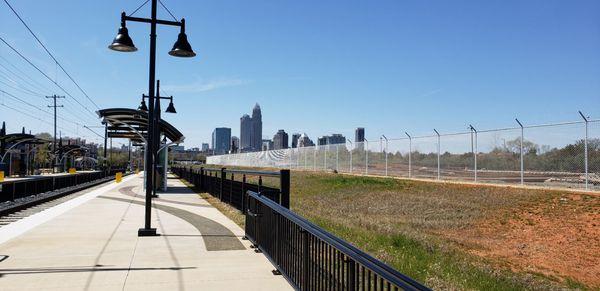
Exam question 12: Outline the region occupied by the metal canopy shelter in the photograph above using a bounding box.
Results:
[0,132,51,176]
[96,108,185,144]
[97,108,184,193]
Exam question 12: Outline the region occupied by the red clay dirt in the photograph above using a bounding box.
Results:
[443,193,600,287]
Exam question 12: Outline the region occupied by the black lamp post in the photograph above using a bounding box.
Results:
[109,0,195,237]
[141,80,176,199]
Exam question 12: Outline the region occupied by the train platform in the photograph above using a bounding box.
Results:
[0,173,292,290]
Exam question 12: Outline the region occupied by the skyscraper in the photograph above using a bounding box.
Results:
[239,103,263,152]
[298,133,315,147]
[212,127,231,155]
[251,103,262,151]
[240,114,252,151]
[355,127,365,142]
[291,133,301,148]
[273,129,289,150]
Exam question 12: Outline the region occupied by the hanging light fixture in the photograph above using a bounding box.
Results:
[108,12,137,52]
[168,19,196,57]
[165,97,177,113]
[138,99,148,111]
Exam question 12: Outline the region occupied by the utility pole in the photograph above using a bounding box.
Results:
[46,95,64,173]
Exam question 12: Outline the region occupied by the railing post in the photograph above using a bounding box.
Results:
[241,174,247,214]
[258,175,263,194]
[272,211,282,275]
[280,169,290,209]
[230,172,234,203]
[302,229,309,291]
[220,167,226,201]
[199,167,204,190]
[347,257,356,290]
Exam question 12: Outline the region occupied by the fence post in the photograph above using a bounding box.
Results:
[220,167,226,201]
[324,145,327,170]
[516,119,524,185]
[304,148,307,169]
[365,140,369,175]
[434,129,440,180]
[382,135,388,176]
[579,111,589,190]
[313,147,316,171]
[280,169,290,209]
[346,139,353,174]
[405,132,412,178]
[336,144,339,171]
[470,125,478,182]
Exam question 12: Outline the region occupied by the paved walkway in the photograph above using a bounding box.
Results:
[0,173,292,290]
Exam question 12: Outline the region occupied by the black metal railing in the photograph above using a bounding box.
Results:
[0,169,125,203]
[245,190,430,291]
[172,166,290,211]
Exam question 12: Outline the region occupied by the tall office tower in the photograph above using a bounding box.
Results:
[355,127,365,142]
[240,114,252,151]
[239,103,263,152]
[251,103,262,151]
[273,129,289,150]
[298,133,315,147]
[291,133,301,148]
[211,127,231,155]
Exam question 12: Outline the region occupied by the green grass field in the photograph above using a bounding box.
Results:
[186,168,599,290]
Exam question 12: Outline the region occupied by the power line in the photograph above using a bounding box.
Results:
[0,78,45,98]
[0,54,53,93]
[83,125,105,139]
[3,0,101,110]
[0,99,94,139]
[0,61,49,95]
[0,36,98,118]
[0,89,94,130]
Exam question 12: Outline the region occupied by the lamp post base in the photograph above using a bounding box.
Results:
[138,228,158,236]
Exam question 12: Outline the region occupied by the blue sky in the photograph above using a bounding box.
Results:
[0,0,599,148]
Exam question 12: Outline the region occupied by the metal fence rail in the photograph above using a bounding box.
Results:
[172,166,290,210]
[208,118,600,191]
[245,190,430,291]
[0,169,124,203]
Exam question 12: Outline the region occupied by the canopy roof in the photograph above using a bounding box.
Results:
[97,108,184,144]
[0,133,50,145]
[55,144,89,155]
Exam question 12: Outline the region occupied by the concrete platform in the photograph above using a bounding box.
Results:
[0,173,292,290]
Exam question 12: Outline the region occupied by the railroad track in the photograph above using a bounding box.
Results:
[0,176,122,227]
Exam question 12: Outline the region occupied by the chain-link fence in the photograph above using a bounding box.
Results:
[207,119,600,191]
